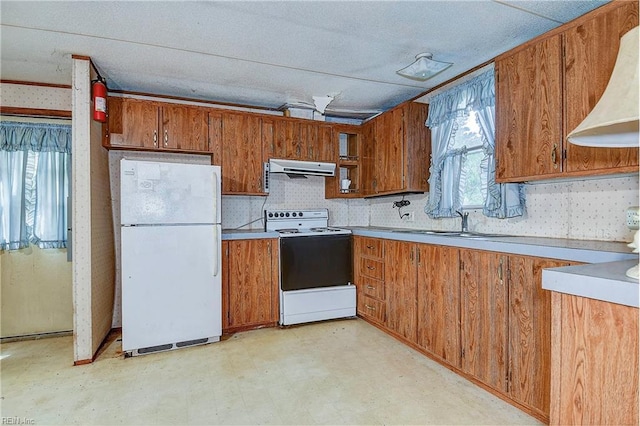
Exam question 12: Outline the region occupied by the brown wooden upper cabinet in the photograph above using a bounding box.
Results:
[363,102,430,197]
[325,125,363,199]
[495,1,639,182]
[220,111,265,195]
[563,1,639,174]
[263,116,335,163]
[495,34,563,180]
[106,97,209,152]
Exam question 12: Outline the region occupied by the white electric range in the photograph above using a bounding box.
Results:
[265,208,356,325]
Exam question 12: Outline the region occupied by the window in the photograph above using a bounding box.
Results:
[424,68,525,219]
[448,111,484,208]
[0,121,71,251]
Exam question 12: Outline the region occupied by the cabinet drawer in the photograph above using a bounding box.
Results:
[359,258,384,280]
[358,294,386,324]
[360,277,385,301]
[359,237,383,259]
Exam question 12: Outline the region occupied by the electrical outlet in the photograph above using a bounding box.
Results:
[403,211,415,222]
[627,206,640,230]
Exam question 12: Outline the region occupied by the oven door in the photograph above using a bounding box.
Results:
[280,234,352,291]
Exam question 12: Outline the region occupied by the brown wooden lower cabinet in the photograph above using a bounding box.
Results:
[354,236,387,325]
[356,238,572,423]
[222,238,279,332]
[460,249,509,394]
[550,292,639,426]
[508,256,568,418]
[460,252,569,421]
[385,240,418,343]
[417,244,461,368]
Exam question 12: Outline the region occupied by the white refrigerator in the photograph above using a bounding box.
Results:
[120,159,221,356]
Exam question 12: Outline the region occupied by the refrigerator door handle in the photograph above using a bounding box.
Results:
[212,169,221,224]
[213,226,220,278]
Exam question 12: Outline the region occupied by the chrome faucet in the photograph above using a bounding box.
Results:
[456,210,469,232]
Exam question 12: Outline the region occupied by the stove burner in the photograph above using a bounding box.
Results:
[310,227,341,233]
[276,228,300,234]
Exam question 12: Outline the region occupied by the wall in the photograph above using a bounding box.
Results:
[222,173,638,243]
[221,173,369,230]
[369,175,639,243]
[71,58,116,362]
[0,85,73,339]
[0,247,72,338]
[1,82,71,110]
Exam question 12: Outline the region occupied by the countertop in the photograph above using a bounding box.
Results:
[350,227,635,264]
[222,226,635,263]
[542,260,639,308]
[222,229,279,240]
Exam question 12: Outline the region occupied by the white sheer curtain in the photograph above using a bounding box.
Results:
[0,151,29,250]
[0,121,71,250]
[424,119,463,218]
[475,105,525,218]
[424,67,525,219]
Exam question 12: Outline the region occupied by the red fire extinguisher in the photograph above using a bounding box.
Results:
[92,76,107,123]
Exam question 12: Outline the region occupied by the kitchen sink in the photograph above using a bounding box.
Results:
[389,229,504,238]
[391,229,459,235]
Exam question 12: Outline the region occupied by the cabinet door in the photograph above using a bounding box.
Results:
[107,97,159,148]
[262,117,276,161]
[417,244,461,368]
[224,239,278,330]
[564,2,639,173]
[316,123,335,163]
[460,249,509,393]
[552,293,639,425]
[361,120,376,195]
[404,103,430,192]
[161,104,208,151]
[221,113,264,194]
[508,256,568,419]
[495,34,563,182]
[208,111,223,165]
[385,240,417,342]
[300,122,317,161]
[275,119,303,160]
[374,108,404,193]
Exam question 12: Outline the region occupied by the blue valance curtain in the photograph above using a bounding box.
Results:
[0,121,71,250]
[424,68,525,219]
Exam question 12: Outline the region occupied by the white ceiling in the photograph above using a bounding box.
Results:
[1,1,608,117]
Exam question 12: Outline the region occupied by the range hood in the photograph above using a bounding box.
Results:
[269,158,336,177]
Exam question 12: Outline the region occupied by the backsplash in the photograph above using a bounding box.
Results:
[222,174,369,230]
[224,172,638,243]
[368,175,639,242]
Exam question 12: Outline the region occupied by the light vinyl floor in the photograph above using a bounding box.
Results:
[1,318,541,425]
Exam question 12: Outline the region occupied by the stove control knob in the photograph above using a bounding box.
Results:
[285,212,290,217]
[292,212,297,217]
[299,212,304,217]
[279,212,284,217]
[268,213,273,217]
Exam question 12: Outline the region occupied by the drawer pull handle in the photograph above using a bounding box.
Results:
[365,304,376,311]
[366,245,374,249]
[367,266,375,270]
[366,285,375,290]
